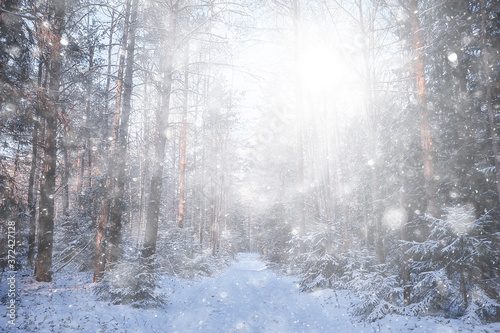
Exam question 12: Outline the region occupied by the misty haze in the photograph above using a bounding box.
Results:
[1,0,500,332]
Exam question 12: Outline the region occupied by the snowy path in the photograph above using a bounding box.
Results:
[165,252,349,332]
[3,252,500,332]
[161,253,492,333]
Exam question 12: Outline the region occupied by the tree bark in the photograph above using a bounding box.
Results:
[35,0,65,282]
[93,0,132,282]
[107,0,139,267]
[480,0,500,206]
[102,10,115,148]
[142,0,179,260]
[409,0,437,217]
[292,0,306,252]
[83,28,95,191]
[399,159,411,306]
[27,60,44,267]
[177,46,189,229]
[359,0,384,263]
[61,107,70,216]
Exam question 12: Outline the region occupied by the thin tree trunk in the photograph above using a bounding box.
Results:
[61,107,70,216]
[409,0,437,217]
[333,111,349,252]
[27,60,43,267]
[358,0,384,264]
[142,0,179,260]
[76,15,95,195]
[322,100,333,221]
[399,157,411,306]
[27,119,39,266]
[210,113,217,255]
[198,62,208,246]
[459,256,469,309]
[107,0,139,268]
[35,0,65,282]
[292,0,306,251]
[85,35,95,190]
[198,120,206,246]
[211,193,216,255]
[138,73,151,248]
[178,46,189,228]
[102,10,115,148]
[94,0,132,282]
[480,0,500,205]
[138,156,144,247]
[401,190,410,306]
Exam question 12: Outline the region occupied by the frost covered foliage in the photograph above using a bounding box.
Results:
[156,222,230,279]
[294,223,346,292]
[0,175,24,272]
[52,213,95,273]
[95,251,165,308]
[407,207,500,322]
[258,218,293,265]
[341,248,403,322]
[288,223,405,321]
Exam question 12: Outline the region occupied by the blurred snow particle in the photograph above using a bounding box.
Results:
[60,37,69,46]
[447,52,458,67]
[5,103,16,113]
[382,206,407,230]
[446,206,475,235]
[396,11,408,22]
[8,46,20,56]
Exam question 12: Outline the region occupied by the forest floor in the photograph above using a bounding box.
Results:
[2,253,500,332]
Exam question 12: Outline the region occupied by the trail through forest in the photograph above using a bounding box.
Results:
[164,253,499,333]
[4,253,500,332]
[167,252,348,332]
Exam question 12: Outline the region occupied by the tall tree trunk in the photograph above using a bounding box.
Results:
[27,60,44,267]
[27,117,39,266]
[399,155,411,306]
[292,0,306,252]
[61,107,70,216]
[409,0,437,217]
[84,34,95,191]
[322,101,333,222]
[107,0,139,267]
[178,46,189,228]
[35,0,65,282]
[480,0,500,205]
[142,0,179,260]
[210,118,218,255]
[359,0,384,263]
[199,117,206,246]
[198,61,209,246]
[93,0,132,282]
[401,190,411,306]
[332,108,349,252]
[102,10,115,149]
[138,73,151,247]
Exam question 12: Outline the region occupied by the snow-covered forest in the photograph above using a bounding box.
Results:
[1,0,500,331]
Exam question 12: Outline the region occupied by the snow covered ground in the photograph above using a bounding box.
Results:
[2,253,500,332]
